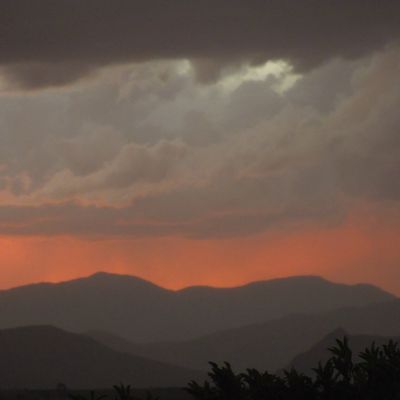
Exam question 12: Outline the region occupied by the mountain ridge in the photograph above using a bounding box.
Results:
[0,272,395,342]
[88,298,400,371]
[1,272,395,295]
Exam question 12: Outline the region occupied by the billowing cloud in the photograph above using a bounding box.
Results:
[1,0,400,88]
[0,46,399,239]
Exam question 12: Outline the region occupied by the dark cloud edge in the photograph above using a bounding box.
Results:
[1,0,400,88]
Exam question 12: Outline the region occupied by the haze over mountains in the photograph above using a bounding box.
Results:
[88,297,400,371]
[0,272,399,389]
[0,272,394,342]
[288,329,400,374]
[0,325,203,389]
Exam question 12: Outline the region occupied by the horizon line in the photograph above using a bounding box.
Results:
[0,270,393,295]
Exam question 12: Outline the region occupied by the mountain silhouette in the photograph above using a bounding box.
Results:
[88,298,400,372]
[0,325,203,389]
[288,328,400,374]
[0,273,394,342]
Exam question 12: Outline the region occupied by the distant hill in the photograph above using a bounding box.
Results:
[0,326,203,389]
[88,298,400,372]
[0,272,394,342]
[288,329,400,374]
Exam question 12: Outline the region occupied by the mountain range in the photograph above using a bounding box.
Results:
[0,272,398,389]
[87,297,400,372]
[0,272,394,342]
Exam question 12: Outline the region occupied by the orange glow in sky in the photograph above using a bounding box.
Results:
[1,211,399,295]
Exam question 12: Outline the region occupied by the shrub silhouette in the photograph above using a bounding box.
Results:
[63,337,400,400]
[67,384,160,400]
[113,384,139,400]
[243,368,286,400]
[186,337,400,400]
[186,362,244,400]
[69,391,108,400]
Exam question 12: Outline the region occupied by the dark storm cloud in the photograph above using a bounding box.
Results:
[1,0,400,88]
[2,62,97,89]
[0,45,399,239]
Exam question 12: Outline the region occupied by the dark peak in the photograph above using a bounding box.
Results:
[90,271,112,278]
[0,271,162,294]
[242,275,395,296]
[243,275,328,287]
[81,271,169,291]
[87,271,132,281]
[177,274,392,294]
[178,275,327,292]
[227,275,345,291]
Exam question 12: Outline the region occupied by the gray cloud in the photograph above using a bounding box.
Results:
[0,46,399,239]
[1,0,400,88]
[1,62,96,90]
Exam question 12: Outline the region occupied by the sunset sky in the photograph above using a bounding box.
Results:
[0,1,399,294]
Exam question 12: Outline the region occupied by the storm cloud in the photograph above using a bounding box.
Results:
[0,43,399,238]
[1,0,400,88]
[0,1,399,241]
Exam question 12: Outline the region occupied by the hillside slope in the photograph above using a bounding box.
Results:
[89,298,400,372]
[288,329,400,373]
[0,325,203,389]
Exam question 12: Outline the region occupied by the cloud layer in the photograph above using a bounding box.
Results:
[0,46,399,239]
[1,0,400,88]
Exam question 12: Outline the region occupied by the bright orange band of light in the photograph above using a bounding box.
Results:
[1,209,399,295]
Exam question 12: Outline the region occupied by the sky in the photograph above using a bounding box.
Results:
[0,0,400,294]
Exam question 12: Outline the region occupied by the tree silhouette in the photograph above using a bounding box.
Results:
[312,359,337,400]
[243,368,285,400]
[68,391,108,400]
[186,337,400,400]
[283,368,315,400]
[113,384,138,400]
[63,337,400,400]
[187,362,244,400]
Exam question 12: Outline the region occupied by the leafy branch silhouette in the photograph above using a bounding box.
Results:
[186,337,400,400]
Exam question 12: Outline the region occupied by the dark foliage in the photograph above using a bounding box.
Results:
[2,337,399,400]
[186,337,400,400]
[66,385,162,400]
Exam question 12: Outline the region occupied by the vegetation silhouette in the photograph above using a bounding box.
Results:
[186,337,400,400]
[6,337,398,400]
[69,390,108,400]
[67,385,159,400]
